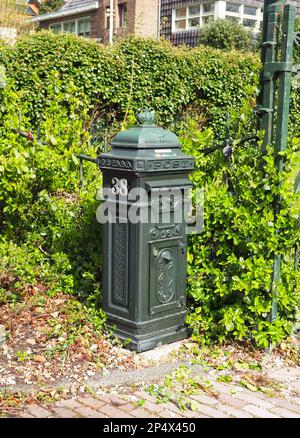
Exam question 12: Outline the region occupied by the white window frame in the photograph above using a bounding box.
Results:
[77,17,91,36]
[172,3,215,33]
[225,3,262,33]
[62,19,77,34]
[49,22,63,33]
[49,16,91,37]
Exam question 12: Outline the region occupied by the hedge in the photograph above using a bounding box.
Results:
[1,32,261,136]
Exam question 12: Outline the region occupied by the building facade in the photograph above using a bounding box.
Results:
[34,0,159,43]
[34,0,300,46]
[160,1,300,47]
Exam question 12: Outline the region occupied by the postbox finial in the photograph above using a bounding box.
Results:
[136,109,156,126]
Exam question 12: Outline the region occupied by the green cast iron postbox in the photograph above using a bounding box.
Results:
[98,110,195,352]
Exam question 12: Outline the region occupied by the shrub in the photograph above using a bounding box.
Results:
[0,70,102,305]
[198,19,258,52]
[0,31,261,137]
[181,118,300,348]
[40,0,64,14]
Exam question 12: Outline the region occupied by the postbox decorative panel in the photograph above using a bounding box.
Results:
[149,239,183,315]
[111,223,128,308]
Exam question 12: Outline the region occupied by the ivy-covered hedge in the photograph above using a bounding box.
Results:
[0,32,299,347]
[0,31,261,136]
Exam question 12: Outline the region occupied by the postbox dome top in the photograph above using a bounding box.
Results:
[111,110,181,149]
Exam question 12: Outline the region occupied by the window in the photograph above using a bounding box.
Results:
[244,5,257,16]
[226,3,240,13]
[189,6,200,16]
[203,3,214,14]
[49,17,91,37]
[189,17,200,28]
[49,23,62,34]
[243,18,256,28]
[172,3,261,34]
[203,16,213,25]
[173,3,214,32]
[78,18,91,36]
[119,3,127,28]
[175,7,186,19]
[225,15,239,23]
[175,19,186,31]
[225,3,261,31]
[63,21,76,34]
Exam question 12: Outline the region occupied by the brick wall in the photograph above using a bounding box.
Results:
[134,0,159,37]
[39,1,159,43]
[90,0,159,41]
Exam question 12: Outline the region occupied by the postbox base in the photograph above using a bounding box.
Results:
[106,313,190,352]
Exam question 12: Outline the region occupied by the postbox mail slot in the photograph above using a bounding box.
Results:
[145,178,192,192]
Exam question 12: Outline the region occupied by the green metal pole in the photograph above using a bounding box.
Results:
[271,5,296,322]
[295,170,300,270]
[258,2,296,330]
[258,2,281,150]
[258,3,281,327]
[275,5,295,166]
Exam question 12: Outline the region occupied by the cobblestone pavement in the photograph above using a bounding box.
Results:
[15,379,300,419]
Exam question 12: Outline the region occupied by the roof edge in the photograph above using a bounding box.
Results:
[32,1,99,22]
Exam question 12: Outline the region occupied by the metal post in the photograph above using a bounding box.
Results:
[109,0,114,45]
[258,2,296,326]
[258,2,280,150]
[272,5,295,322]
[271,6,296,321]
[275,5,295,166]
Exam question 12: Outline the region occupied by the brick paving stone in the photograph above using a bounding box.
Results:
[142,401,169,415]
[133,391,157,402]
[184,410,209,418]
[236,388,266,398]
[56,399,82,410]
[74,406,108,418]
[161,402,183,415]
[117,403,136,413]
[164,410,183,418]
[19,412,35,418]
[270,407,300,418]
[96,394,116,404]
[212,382,237,395]
[99,404,134,418]
[218,404,254,418]
[267,397,300,414]
[235,392,275,409]
[77,396,105,411]
[195,403,230,418]
[243,404,280,418]
[52,407,78,418]
[218,393,248,408]
[97,394,118,404]
[142,401,181,418]
[190,393,219,406]
[130,408,158,418]
[109,395,129,406]
[26,404,52,418]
